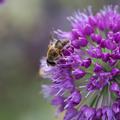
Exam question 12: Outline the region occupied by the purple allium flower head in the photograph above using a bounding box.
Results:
[0,0,4,4]
[40,6,120,120]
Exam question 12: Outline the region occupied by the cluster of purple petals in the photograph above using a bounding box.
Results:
[40,6,120,120]
[64,105,115,120]
[0,0,4,4]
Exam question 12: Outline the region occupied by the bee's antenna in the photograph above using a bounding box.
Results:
[47,33,53,46]
[49,32,53,39]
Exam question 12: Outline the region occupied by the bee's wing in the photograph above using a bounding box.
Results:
[55,40,63,49]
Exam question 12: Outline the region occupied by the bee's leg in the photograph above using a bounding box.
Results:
[59,53,63,56]
[59,50,63,57]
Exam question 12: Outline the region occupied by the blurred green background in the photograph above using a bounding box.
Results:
[0,0,119,120]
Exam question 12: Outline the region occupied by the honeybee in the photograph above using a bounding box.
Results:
[47,39,69,66]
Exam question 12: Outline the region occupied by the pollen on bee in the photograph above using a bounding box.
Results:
[39,68,45,77]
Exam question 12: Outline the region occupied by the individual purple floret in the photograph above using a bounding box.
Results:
[40,6,120,120]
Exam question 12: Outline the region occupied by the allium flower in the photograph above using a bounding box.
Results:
[40,6,120,120]
[0,0,4,4]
